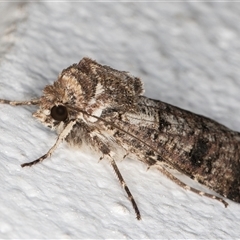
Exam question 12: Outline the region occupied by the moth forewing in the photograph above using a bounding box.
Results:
[0,57,239,220]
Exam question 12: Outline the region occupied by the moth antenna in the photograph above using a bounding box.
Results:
[0,98,40,106]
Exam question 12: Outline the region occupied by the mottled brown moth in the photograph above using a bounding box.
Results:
[1,58,240,220]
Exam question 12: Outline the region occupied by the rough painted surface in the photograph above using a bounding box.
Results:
[0,2,240,238]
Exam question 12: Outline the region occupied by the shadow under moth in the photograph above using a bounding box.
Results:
[1,57,239,220]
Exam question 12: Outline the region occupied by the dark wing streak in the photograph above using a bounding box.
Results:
[137,98,239,143]
[107,114,198,160]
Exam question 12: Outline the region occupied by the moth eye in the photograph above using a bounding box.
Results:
[50,105,68,121]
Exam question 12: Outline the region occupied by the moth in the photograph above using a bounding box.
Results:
[1,57,239,220]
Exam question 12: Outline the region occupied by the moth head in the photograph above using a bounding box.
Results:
[33,57,144,131]
[32,73,83,132]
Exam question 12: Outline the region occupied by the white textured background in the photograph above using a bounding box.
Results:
[0,2,240,239]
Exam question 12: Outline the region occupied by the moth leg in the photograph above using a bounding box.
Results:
[90,135,141,220]
[110,158,141,220]
[21,120,76,167]
[0,98,40,106]
[156,165,228,207]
